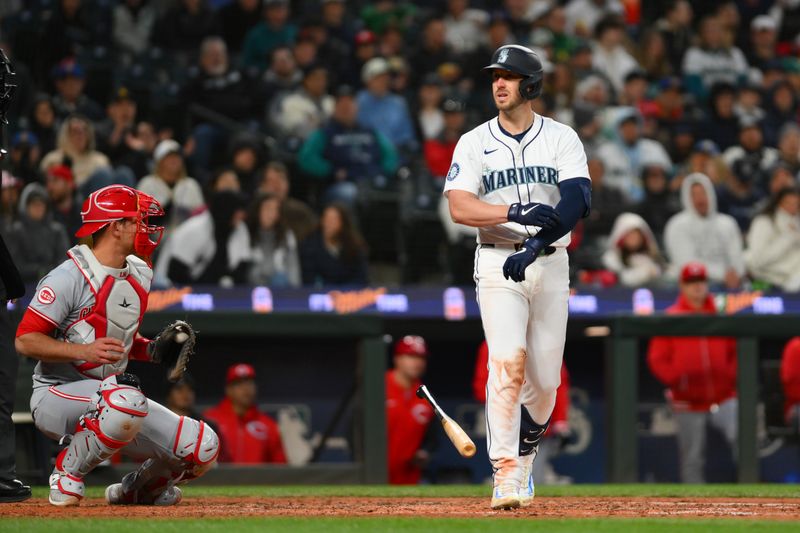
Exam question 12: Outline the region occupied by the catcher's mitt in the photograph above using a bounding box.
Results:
[149,320,196,382]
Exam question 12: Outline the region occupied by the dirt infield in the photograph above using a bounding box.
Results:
[2,496,800,520]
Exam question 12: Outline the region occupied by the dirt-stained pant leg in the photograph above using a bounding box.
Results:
[475,246,529,474]
[121,399,219,500]
[520,249,570,424]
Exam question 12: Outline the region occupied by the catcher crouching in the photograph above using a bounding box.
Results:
[15,185,218,507]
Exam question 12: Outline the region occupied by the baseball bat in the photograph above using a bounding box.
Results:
[416,384,476,458]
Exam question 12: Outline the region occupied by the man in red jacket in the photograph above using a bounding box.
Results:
[647,262,737,483]
[203,363,287,464]
[780,337,800,428]
[386,335,436,484]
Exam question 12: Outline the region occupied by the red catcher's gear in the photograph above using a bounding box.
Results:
[647,293,737,412]
[385,370,434,484]
[75,185,164,264]
[203,398,287,464]
[472,340,570,432]
[780,337,800,419]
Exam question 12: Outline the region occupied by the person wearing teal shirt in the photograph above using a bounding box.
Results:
[241,0,298,71]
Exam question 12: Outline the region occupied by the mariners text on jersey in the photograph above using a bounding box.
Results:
[482,165,559,193]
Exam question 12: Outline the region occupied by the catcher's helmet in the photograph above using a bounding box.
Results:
[483,45,544,100]
[76,184,165,262]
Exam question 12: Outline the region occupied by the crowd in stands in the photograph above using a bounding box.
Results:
[2,0,800,291]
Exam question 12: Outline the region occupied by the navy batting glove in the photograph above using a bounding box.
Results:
[507,202,560,229]
[502,238,545,282]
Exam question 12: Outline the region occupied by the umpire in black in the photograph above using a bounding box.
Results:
[0,232,29,502]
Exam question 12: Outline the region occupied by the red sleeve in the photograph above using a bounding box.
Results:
[264,417,287,464]
[472,341,489,403]
[16,308,58,337]
[647,336,678,387]
[551,365,570,426]
[129,336,152,362]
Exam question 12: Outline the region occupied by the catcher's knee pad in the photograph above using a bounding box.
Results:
[173,417,220,479]
[59,384,148,479]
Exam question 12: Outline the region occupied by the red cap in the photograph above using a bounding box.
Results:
[680,262,707,283]
[226,363,256,384]
[47,164,75,184]
[394,335,428,358]
[355,30,376,46]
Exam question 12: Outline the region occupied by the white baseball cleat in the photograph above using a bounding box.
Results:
[490,483,521,510]
[48,472,83,507]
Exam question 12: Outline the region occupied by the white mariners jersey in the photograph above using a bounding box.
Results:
[27,245,152,385]
[443,114,589,246]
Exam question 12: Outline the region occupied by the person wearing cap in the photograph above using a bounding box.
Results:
[270,63,334,142]
[744,186,800,292]
[45,164,82,240]
[138,139,204,229]
[681,15,748,101]
[386,335,435,484]
[356,57,418,154]
[203,364,287,464]
[647,261,738,483]
[242,0,298,71]
[6,183,69,283]
[96,87,149,180]
[298,86,398,207]
[747,15,779,71]
[51,58,104,123]
[664,173,745,288]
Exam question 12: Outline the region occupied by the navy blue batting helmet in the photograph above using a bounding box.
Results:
[483,45,544,100]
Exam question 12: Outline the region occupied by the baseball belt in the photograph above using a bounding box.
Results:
[479,243,557,255]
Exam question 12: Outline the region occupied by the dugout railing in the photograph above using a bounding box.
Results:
[608,314,800,484]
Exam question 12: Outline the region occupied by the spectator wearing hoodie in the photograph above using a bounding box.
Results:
[596,107,672,203]
[602,212,664,287]
[5,184,70,283]
[696,82,740,152]
[664,173,745,288]
[647,261,738,484]
[744,187,800,292]
[138,140,205,230]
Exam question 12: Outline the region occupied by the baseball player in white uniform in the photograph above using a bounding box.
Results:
[444,45,591,510]
[15,185,219,507]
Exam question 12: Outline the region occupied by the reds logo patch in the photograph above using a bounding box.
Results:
[37,286,56,305]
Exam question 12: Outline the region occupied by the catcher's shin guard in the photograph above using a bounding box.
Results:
[108,417,219,505]
[51,382,148,504]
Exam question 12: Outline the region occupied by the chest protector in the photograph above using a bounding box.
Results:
[65,245,153,379]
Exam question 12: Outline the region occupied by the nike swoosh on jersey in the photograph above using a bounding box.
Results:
[483,148,498,155]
